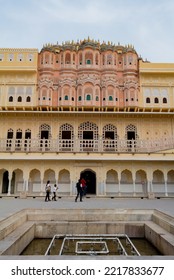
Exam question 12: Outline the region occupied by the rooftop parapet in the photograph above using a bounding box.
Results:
[41,38,137,54]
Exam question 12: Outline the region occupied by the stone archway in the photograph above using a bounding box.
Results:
[80,169,96,195]
[2,171,9,193]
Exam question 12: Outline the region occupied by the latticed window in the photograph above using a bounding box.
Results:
[125,124,138,140]
[78,121,98,140]
[59,123,74,140]
[7,129,13,139]
[6,129,13,150]
[16,129,22,139]
[25,129,31,139]
[39,124,51,139]
[102,124,118,139]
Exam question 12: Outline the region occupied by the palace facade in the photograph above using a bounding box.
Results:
[0,39,174,198]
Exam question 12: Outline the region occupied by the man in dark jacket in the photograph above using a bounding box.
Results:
[75,179,83,202]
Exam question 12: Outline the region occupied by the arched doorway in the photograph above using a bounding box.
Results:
[2,171,9,193]
[80,169,96,195]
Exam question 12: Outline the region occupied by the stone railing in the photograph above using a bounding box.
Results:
[0,137,174,153]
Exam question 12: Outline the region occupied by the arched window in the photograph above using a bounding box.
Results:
[59,124,74,150]
[65,95,69,100]
[78,96,82,101]
[45,54,49,64]
[109,96,113,101]
[25,129,31,139]
[154,97,159,103]
[28,54,33,62]
[146,97,150,103]
[78,121,98,140]
[79,52,82,65]
[95,53,98,65]
[86,94,91,101]
[18,54,23,61]
[6,128,13,150]
[96,96,99,101]
[16,129,22,139]
[17,96,22,102]
[65,53,71,64]
[39,123,51,139]
[9,96,13,102]
[26,96,31,102]
[103,124,118,140]
[107,54,112,65]
[85,51,93,64]
[7,128,13,139]
[163,97,167,103]
[125,124,138,149]
[8,87,15,102]
[59,123,74,140]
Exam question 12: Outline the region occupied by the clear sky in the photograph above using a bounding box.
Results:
[0,0,174,62]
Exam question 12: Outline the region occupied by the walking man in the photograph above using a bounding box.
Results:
[45,180,51,202]
[75,179,83,202]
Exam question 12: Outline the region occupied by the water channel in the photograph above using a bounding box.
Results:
[21,234,161,256]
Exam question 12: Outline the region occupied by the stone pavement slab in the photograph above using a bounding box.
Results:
[0,197,174,221]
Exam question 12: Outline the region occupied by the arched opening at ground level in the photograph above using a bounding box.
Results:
[80,169,96,195]
[2,171,16,194]
[0,167,174,197]
[2,171,9,193]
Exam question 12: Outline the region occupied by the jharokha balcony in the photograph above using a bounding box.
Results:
[0,137,173,153]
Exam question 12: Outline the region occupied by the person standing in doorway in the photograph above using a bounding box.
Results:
[80,176,87,195]
[45,180,51,202]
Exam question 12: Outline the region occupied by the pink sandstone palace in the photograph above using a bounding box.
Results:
[0,38,174,198]
[38,39,138,111]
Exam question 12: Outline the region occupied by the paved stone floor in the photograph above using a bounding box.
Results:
[0,197,174,259]
[0,196,174,221]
